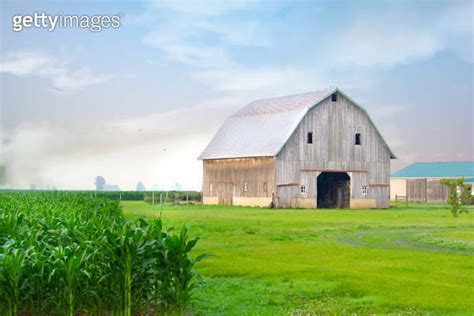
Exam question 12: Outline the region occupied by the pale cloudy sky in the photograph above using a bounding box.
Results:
[0,0,472,190]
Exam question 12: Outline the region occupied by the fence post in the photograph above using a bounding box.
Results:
[152,192,155,211]
[186,191,189,207]
[160,193,163,218]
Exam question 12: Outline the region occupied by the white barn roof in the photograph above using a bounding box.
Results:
[198,87,395,160]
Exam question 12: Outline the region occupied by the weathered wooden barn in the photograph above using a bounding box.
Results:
[391,162,474,202]
[198,87,395,209]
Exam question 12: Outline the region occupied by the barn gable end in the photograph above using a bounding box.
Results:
[276,92,392,208]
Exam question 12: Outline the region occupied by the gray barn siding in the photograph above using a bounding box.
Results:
[407,179,427,202]
[426,179,449,202]
[406,178,449,202]
[276,94,391,208]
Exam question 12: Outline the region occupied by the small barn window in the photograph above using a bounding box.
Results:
[362,185,368,196]
[355,133,361,145]
[244,182,248,192]
[263,182,267,194]
[331,93,337,102]
[300,185,306,194]
[209,184,213,194]
[307,132,313,144]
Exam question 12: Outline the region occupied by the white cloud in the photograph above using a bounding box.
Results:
[191,67,298,92]
[333,21,442,66]
[52,67,115,91]
[0,51,56,76]
[0,51,117,91]
[330,2,473,66]
[144,36,235,68]
[191,18,271,47]
[150,0,260,17]
[142,0,272,68]
[438,1,473,63]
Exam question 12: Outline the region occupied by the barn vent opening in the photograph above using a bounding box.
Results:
[331,93,337,102]
[317,172,350,208]
[307,132,313,144]
[355,133,361,145]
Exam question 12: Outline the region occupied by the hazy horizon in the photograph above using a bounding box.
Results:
[1,0,473,190]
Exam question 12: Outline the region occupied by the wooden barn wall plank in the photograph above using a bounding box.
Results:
[405,178,449,203]
[407,179,427,202]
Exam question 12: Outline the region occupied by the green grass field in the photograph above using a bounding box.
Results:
[122,202,474,315]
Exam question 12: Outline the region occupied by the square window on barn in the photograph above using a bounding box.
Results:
[355,133,361,145]
[362,185,368,196]
[244,182,248,192]
[331,93,337,102]
[307,132,313,144]
[300,185,306,194]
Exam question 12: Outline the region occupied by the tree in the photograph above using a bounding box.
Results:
[136,181,146,192]
[440,178,472,217]
[95,176,106,191]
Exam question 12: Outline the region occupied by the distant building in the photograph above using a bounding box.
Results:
[136,181,146,191]
[199,87,395,209]
[95,176,121,191]
[103,184,121,191]
[391,162,474,202]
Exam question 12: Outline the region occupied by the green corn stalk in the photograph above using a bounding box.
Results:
[0,191,206,314]
[0,247,26,316]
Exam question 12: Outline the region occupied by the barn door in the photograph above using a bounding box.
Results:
[277,186,297,208]
[317,172,350,208]
[218,183,233,205]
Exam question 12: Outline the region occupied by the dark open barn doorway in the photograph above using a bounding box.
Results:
[317,172,350,208]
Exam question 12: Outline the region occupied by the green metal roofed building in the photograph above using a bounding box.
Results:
[390,162,474,202]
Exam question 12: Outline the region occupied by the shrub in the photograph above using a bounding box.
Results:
[440,178,472,217]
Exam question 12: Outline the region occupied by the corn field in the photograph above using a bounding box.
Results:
[0,192,206,315]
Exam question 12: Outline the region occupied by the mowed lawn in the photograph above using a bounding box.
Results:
[122,202,474,315]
